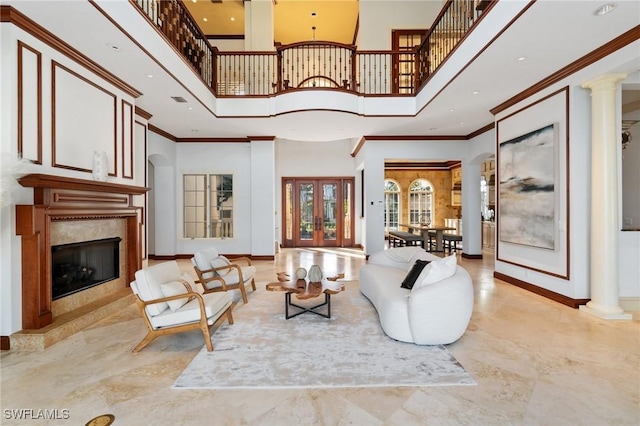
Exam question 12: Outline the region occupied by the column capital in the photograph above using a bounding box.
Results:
[581,73,628,91]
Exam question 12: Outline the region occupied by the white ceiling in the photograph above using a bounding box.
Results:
[5,0,640,143]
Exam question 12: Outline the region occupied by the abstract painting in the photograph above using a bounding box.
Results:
[499,123,557,250]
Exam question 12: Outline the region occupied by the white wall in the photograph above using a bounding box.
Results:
[274,138,358,246]
[208,39,245,52]
[0,22,145,335]
[250,140,276,256]
[149,137,356,257]
[464,129,496,255]
[148,136,278,257]
[148,133,177,257]
[492,42,640,301]
[358,0,443,50]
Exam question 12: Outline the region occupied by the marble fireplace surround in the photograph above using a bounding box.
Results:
[15,174,147,336]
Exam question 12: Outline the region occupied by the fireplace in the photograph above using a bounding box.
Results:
[16,174,147,330]
[51,237,122,300]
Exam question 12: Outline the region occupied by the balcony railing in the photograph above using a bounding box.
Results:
[133,0,493,97]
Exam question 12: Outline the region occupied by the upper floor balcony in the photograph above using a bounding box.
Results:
[133,0,495,98]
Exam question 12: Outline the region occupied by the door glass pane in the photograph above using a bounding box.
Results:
[299,184,314,240]
[343,181,351,240]
[285,183,293,240]
[323,183,337,240]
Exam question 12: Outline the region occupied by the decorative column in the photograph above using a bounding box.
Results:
[461,161,483,257]
[580,74,631,320]
[244,0,275,51]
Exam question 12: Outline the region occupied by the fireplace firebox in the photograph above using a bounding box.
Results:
[51,237,122,300]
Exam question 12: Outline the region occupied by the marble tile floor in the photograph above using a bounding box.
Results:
[1,248,639,426]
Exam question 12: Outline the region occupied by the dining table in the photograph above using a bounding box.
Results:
[399,223,457,252]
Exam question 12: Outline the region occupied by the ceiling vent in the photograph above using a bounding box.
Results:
[171,96,188,103]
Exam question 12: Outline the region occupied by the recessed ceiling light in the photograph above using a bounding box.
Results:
[472,90,479,95]
[188,107,193,110]
[147,74,154,78]
[517,56,526,61]
[449,108,455,112]
[230,17,235,21]
[191,0,196,3]
[594,3,615,16]
[203,17,208,22]
[459,121,464,125]
[311,12,317,17]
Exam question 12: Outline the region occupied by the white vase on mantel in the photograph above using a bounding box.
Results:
[92,150,108,181]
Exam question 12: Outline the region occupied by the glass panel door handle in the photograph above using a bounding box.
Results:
[314,217,321,231]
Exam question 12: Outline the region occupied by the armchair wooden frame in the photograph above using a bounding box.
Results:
[193,256,257,304]
[132,291,234,352]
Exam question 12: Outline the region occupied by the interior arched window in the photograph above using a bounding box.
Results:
[409,179,433,226]
[384,179,401,231]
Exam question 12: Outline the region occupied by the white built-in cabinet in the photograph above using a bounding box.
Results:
[444,218,462,235]
[482,221,495,250]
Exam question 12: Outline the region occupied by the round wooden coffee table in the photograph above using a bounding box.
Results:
[266,273,344,319]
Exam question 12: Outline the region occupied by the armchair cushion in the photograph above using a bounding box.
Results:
[160,276,204,312]
[221,265,256,286]
[210,256,232,276]
[149,291,231,329]
[192,247,221,280]
[134,261,183,316]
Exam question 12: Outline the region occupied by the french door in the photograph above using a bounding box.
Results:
[282,177,354,248]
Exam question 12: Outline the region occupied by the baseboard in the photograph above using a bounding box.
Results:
[251,255,275,260]
[494,272,590,309]
[150,253,271,261]
[461,253,483,259]
[148,254,177,260]
[619,297,640,312]
[1,336,9,350]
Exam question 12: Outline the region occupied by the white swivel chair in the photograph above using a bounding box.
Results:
[191,247,257,304]
[130,260,233,352]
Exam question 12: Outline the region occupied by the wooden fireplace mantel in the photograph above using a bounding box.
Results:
[18,174,148,195]
[16,174,148,329]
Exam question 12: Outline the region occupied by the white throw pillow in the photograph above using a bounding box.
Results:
[412,253,457,292]
[210,256,232,276]
[160,278,200,312]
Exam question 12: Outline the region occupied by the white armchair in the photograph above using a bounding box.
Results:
[130,260,234,352]
[191,248,257,304]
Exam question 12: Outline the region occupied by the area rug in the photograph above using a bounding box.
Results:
[172,281,476,389]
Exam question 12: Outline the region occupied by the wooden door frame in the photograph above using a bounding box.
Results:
[391,29,428,93]
[281,176,355,248]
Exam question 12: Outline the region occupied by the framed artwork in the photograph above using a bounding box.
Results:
[498,123,558,250]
